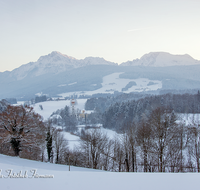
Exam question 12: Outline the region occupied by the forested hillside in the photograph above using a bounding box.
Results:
[102,92,200,131]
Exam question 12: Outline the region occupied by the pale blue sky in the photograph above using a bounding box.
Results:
[0,0,200,71]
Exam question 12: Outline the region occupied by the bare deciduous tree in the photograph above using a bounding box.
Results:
[54,129,68,164]
[187,114,200,172]
[137,119,152,172]
[80,129,109,169]
[0,105,45,157]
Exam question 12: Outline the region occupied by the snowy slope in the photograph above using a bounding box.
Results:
[62,132,80,149]
[32,99,87,120]
[61,127,121,151]
[1,154,200,190]
[59,72,162,97]
[177,113,200,125]
[121,52,200,67]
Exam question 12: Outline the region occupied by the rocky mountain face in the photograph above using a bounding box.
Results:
[8,51,117,80]
[120,52,200,67]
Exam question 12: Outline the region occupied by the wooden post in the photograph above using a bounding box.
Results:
[68,156,70,171]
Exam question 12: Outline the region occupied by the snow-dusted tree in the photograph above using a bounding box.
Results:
[187,114,200,172]
[0,105,45,157]
[46,132,53,162]
[54,129,68,164]
[112,136,125,172]
[125,122,138,172]
[149,107,178,172]
[137,118,152,172]
[122,133,130,172]
[45,120,54,162]
[80,129,109,169]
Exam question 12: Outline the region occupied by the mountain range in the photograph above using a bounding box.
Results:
[0,51,200,100]
[121,52,200,67]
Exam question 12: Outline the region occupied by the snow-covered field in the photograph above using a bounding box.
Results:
[62,126,120,151]
[177,113,200,125]
[25,99,88,121]
[62,131,81,150]
[0,153,200,190]
[59,72,162,97]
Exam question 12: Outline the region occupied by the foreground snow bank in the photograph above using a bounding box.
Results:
[1,154,200,190]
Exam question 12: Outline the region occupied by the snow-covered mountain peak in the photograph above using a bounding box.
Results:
[8,51,117,80]
[37,51,76,65]
[80,57,117,66]
[49,51,76,59]
[9,52,78,80]
[121,52,200,67]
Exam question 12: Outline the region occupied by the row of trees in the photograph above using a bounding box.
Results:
[85,93,150,113]
[103,93,200,132]
[67,107,200,172]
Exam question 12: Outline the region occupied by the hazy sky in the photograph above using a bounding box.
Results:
[1,0,200,72]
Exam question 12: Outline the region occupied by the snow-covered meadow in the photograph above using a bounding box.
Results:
[177,113,200,126]
[32,99,87,120]
[0,153,200,190]
[59,72,162,97]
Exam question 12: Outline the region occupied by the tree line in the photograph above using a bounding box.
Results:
[1,93,200,172]
[66,107,200,172]
[102,92,200,132]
